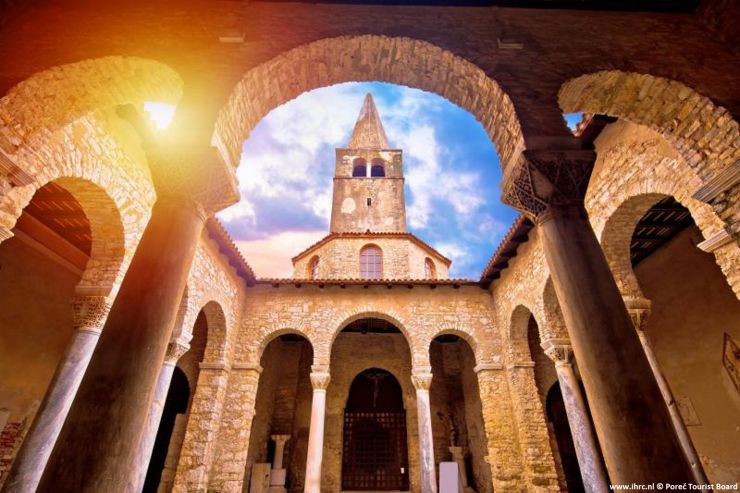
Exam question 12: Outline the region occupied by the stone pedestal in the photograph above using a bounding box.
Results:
[1,295,111,493]
[412,369,437,493]
[37,196,208,492]
[448,447,474,493]
[543,341,609,493]
[304,369,330,493]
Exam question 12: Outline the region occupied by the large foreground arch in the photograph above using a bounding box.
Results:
[213,35,525,172]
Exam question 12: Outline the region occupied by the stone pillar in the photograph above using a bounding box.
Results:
[624,298,709,485]
[132,337,191,492]
[542,341,609,493]
[411,368,437,493]
[502,149,693,483]
[448,447,470,491]
[37,195,208,492]
[474,364,525,491]
[208,363,263,493]
[304,368,330,493]
[1,295,111,493]
[271,434,290,471]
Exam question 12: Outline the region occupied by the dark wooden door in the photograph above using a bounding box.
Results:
[342,411,409,490]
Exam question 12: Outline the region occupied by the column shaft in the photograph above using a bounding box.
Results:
[635,330,708,484]
[412,372,437,493]
[304,371,330,493]
[38,197,206,492]
[555,361,609,492]
[2,298,107,493]
[538,204,692,483]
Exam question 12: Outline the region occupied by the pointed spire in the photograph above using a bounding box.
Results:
[348,93,390,149]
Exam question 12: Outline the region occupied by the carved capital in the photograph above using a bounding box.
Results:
[271,434,291,446]
[411,372,433,391]
[542,340,574,367]
[147,141,239,214]
[71,295,113,334]
[624,297,652,332]
[0,224,13,242]
[164,338,191,364]
[310,372,331,390]
[501,149,596,220]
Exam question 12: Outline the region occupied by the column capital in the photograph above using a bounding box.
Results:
[542,339,574,367]
[411,371,433,391]
[501,149,596,221]
[0,224,14,242]
[71,295,113,334]
[271,434,291,445]
[310,371,331,390]
[624,296,652,332]
[164,338,191,365]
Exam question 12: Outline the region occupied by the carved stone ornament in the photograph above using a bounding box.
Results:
[501,149,597,220]
[71,295,113,333]
[310,372,331,390]
[164,339,191,364]
[411,372,433,391]
[542,340,574,367]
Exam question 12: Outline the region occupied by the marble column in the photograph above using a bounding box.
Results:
[1,295,111,493]
[411,369,437,493]
[38,195,208,492]
[132,337,191,492]
[272,434,290,470]
[502,149,693,483]
[304,368,330,493]
[624,298,709,485]
[542,340,609,493]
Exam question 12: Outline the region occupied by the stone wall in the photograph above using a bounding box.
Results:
[293,236,449,280]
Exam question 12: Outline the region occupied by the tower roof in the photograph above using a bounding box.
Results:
[348,93,390,149]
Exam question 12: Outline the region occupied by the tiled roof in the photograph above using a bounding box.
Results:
[479,214,534,284]
[205,218,257,285]
[291,231,452,266]
[256,277,480,287]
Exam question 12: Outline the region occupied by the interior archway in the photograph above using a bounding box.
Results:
[342,368,409,491]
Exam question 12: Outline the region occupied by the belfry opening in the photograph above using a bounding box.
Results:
[0,3,738,493]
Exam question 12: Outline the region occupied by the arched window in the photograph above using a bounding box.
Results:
[424,258,436,279]
[308,256,320,280]
[360,245,383,279]
[370,159,385,177]
[352,158,367,177]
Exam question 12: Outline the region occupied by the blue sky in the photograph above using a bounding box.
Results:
[218,82,572,279]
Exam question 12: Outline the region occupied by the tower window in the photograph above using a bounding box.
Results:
[424,258,436,279]
[360,245,382,280]
[352,158,367,177]
[367,197,372,207]
[308,256,320,280]
[370,158,385,177]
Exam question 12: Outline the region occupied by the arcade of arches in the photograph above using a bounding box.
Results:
[0,2,739,492]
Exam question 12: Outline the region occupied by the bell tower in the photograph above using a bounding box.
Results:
[330,94,407,233]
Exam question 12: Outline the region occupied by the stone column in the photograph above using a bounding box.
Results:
[624,298,709,485]
[411,368,437,493]
[1,295,111,493]
[38,195,208,492]
[304,368,330,493]
[502,149,693,484]
[542,341,609,493]
[272,434,290,470]
[132,337,191,492]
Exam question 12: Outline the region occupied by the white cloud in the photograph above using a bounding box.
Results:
[235,230,327,278]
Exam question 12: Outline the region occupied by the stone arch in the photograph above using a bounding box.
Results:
[213,35,525,172]
[508,304,540,365]
[558,70,739,183]
[325,309,423,368]
[427,326,480,365]
[253,327,316,364]
[198,300,229,363]
[0,56,183,151]
[540,277,570,342]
